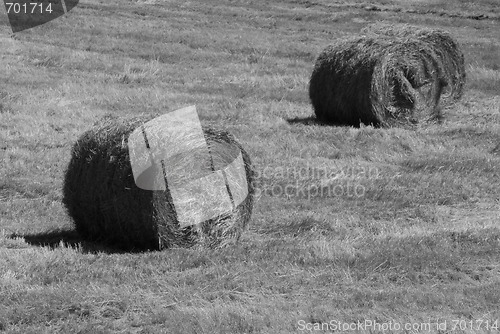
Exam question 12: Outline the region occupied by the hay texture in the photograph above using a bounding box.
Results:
[310,23,466,127]
[310,36,446,127]
[63,114,255,251]
[361,23,466,103]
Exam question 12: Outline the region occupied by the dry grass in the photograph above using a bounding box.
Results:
[0,0,499,332]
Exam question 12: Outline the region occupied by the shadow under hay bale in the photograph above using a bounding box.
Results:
[309,36,445,127]
[63,117,255,251]
[361,23,466,104]
[286,116,330,126]
[10,229,126,254]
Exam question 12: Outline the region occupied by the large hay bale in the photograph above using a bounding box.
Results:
[309,36,445,127]
[361,23,466,103]
[62,115,255,251]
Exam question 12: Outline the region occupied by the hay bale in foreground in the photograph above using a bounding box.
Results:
[309,36,445,127]
[361,23,466,103]
[63,116,255,251]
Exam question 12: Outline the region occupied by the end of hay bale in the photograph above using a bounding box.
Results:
[62,117,255,251]
[362,22,466,103]
[371,38,447,126]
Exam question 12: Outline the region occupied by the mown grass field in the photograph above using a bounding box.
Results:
[0,0,499,333]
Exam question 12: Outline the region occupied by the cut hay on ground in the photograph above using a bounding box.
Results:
[361,23,466,103]
[63,116,255,251]
[309,36,445,127]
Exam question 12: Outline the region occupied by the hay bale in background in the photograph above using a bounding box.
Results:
[361,23,466,103]
[63,116,255,251]
[309,36,444,127]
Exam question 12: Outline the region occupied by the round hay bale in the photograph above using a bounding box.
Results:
[361,23,466,103]
[309,36,444,127]
[62,116,255,251]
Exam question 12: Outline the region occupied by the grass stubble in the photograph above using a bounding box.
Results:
[0,0,499,332]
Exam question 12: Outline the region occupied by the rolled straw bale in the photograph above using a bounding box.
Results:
[361,23,466,103]
[309,36,444,127]
[62,115,255,251]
